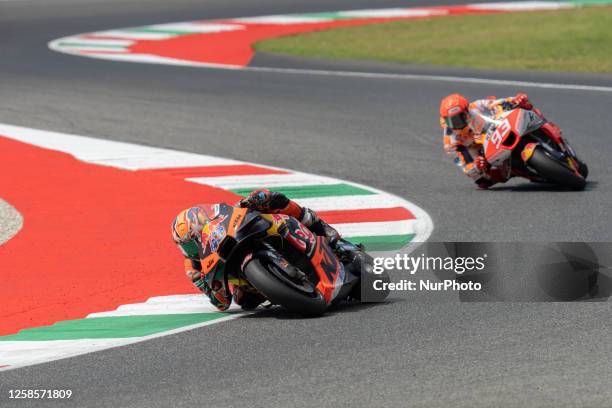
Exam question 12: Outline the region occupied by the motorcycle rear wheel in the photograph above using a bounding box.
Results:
[528,147,586,190]
[244,258,327,316]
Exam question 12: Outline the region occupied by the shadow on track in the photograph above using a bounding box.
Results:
[489,180,596,192]
[242,298,399,320]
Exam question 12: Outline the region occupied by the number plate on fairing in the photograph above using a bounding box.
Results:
[485,118,512,165]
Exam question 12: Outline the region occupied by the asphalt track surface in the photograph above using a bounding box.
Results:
[1,1,612,407]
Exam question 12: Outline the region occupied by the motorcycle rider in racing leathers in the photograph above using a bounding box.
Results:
[439,92,536,189]
[171,189,341,311]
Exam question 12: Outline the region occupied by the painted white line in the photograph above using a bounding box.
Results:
[87,307,211,317]
[56,46,129,53]
[335,219,415,237]
[69,51,241,69]
[245,66,612,93]
[57,38,133,46]
[232,15,332,24]
[338,8,446,18]
[87,295,243,317]
[145,22,243,33]
[0,124,242,169]
[0,313,243,371]
[92,30,175,40]
[187,172,341,189]
[1,339,140,367]
[297,195,404,211]
[145,294,205,304]
[49,43,612,93]
[89,152,241,170]
[468,1,573,11]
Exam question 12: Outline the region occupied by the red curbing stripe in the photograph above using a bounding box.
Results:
[0,365,9,368]
[318,207,415,224]
[141,164,289,178]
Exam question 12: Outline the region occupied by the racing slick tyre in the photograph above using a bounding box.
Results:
[577,160,589,179]
[528,147,586,190]
[244,258,327,316]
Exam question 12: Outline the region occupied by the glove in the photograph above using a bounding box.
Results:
[188,270,211,295]
[475,155,490,173]
[209,280,231,311]
[475,168,508,189]
[240,189,292,213]
[239,188,271,210]
[193,277,211,295]
[514,93,533,110]
[444,143,457,153]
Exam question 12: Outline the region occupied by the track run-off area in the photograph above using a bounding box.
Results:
[1,0,612,407]
[0,123,431,370]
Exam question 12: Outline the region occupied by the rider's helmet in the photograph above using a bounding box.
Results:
[440,93,470,130]
[171,206,211,260]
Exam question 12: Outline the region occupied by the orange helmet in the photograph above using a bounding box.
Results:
[440,93,469,129]
[171,206,211,259]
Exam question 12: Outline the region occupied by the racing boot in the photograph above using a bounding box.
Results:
[300,207,341,247]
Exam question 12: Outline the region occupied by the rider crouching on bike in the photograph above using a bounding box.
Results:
[439,92,536,189]
[171,189,340,311]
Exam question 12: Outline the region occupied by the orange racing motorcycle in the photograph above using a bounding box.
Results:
[198,203,389,315]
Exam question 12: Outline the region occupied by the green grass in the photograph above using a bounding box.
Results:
[254,7,612,73]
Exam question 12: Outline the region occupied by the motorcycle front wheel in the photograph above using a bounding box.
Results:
[528,147,586,190]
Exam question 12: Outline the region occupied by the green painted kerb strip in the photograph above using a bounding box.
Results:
[231,183,375,199]
[347,234,415,251]
[0,313,226,341]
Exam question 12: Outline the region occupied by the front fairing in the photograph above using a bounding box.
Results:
[198,204,247,275]
[483,109,546,166]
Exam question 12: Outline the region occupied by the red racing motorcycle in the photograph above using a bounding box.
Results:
[482,108,588,189]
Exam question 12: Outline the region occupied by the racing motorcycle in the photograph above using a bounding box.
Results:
[480,107,588,189]
[198,203,389,315]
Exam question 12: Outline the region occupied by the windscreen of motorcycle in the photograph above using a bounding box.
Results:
[469,108,500,136]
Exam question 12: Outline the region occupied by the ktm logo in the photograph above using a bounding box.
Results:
[232,213,243,229]
[206,257,215,269]
[318,243,339,282]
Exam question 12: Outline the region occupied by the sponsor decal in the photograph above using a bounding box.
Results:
[209,224,226,253]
